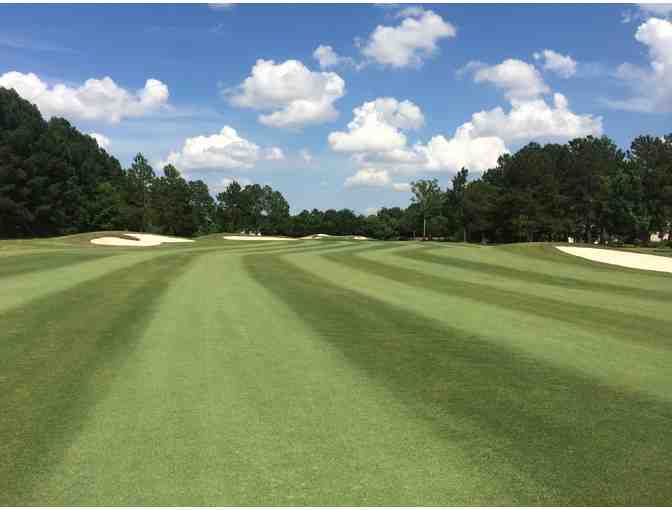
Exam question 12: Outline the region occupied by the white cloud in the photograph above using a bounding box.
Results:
[89,132,110,150]
[330,95,506,175]
[162,126,260,171]
[264,147,285,160]
[468,93,603,143]
[467,58,601,142]
[313,45,355,69]
[533,49,577,78]
[395,6,426,18]
[345,168,391,188]
[0,71,168,123]
[330,65,599,178]
[313,45,341,69]
[414,124,509,173]
[354,147,427,168]
[364,206,381,216]
[328,97,424,153]
[391,182,412,192]
[330,96,507,176]
[474,59,550,100]
[226,59,345,129]
[456,60,486,78]
[300,148,313,163]
[607,17,672,112]
[344,168,411,191]
[361,7,456,68]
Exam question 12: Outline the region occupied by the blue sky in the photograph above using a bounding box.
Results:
[2,3,672,214]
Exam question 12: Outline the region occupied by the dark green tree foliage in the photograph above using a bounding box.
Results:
[125,153,155,232]
[0,87,126,237]
[0,87,216,238]
[629,135,672,240]
[188,180,217,236]
[445,168,468,241]
[410,178,443,239]
[216,181,290,235]
[2,85,670,243]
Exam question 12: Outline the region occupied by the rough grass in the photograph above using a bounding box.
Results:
[1,235,671,505]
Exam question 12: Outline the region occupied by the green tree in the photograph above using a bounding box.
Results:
[410,178,442,239]
[125,153,155,232]
[445,168,469,241]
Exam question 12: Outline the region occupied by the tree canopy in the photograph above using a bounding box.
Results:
[1,85,671,244]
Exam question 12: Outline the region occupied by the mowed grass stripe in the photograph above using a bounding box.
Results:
[289,247,672,402]
[501,243,672,285]
[22,251,519,505]
[0,250,169,313]
[244,253,672,505]
[3,236,671,505]
[0,251,200,505]
[326,248,672,349]
[407,246,672,302]
[0,250,114,279]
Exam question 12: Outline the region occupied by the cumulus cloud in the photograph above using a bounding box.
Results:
[391,182,412,192]
[456,60,486,78]
[533,49,577,78]
[344,168,411,191]
[607,17,672,112]
[345,168,391,188]
[466,58,601,142]
[226,59,345,129]
[331,96,507,176]
[328,97,424,153]
[331,58,600,179]
[313,45,355,69]
[468,93,603,143]
[474,59,550,100]
[89,132,110,150]
[162,126,261,171]
[264,147,285,160]
[361,7,456,68]
[414,125,509,173]
[0,71,169,123]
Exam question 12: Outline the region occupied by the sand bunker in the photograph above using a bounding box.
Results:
[300,234,331,240]
[556,246,672,274]
[91,233,194,247]
[352,235,370,240]
[223,235,298,241]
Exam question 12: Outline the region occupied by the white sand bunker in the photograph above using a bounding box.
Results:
[556,246,672,274]
[223,235,298,241]
[91,233,194,247]
[300,233,370,240]
[300,234,331,240]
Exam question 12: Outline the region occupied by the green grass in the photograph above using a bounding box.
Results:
[1,235,671,505]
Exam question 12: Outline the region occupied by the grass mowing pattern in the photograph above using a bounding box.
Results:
[1,235,671,504]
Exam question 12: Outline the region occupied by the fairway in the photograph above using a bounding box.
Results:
[2,236,671,505]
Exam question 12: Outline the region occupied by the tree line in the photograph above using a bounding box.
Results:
[1,86,671,243]
[409,135,672,244]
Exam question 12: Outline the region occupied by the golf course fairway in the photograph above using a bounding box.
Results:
[2,235,671,505]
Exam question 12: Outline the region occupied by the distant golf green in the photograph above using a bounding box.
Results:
[2,234,671,505]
